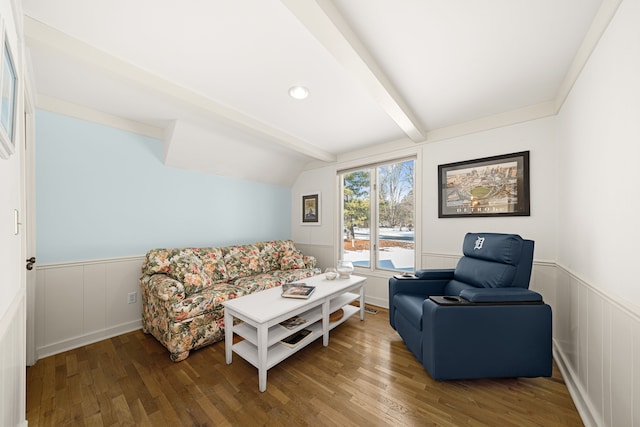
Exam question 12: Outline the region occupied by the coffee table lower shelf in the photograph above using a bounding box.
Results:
[232,304,359,371]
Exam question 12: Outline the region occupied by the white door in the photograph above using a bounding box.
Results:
[23,82,37,365]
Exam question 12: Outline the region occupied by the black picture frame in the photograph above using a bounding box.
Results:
[438,151,530,218]
[302,193,320,224]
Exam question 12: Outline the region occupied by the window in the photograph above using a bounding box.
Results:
[340,158,415,272]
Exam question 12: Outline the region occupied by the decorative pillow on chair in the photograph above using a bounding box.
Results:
[169,251,212,295]
[280,250,306,270]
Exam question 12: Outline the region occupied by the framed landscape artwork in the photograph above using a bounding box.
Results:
[0,21,17,160]
[438,151,530,218]
[301,193,320,225]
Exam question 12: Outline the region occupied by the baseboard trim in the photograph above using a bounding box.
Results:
[553,342,598,427]
[365,295,388,309]
[36,319,142,360]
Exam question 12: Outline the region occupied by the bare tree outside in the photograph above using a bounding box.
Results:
[378,161,414,230]
[341,159,414,271]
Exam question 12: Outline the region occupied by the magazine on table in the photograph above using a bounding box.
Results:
[281,283,316,299]
[279,329,312,348]
[280,315,307,329]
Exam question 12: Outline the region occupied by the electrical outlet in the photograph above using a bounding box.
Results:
[128,292,137,304]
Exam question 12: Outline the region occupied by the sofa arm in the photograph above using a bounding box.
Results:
[142,274,185,302]
[459,288,543,304]
[303,255,317,269]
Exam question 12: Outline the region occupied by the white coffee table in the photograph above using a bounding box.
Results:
[223,274,366,392]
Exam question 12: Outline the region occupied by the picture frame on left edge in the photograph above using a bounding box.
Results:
[0,19,17,160]
[301,193,320,225]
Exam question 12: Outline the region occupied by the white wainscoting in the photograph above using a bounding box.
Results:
[34,251,640,427]
[423,252,640,427]
[34,256,144,360]
[295,243,335,272]
[0,289,27,427]
[551,265,640,427]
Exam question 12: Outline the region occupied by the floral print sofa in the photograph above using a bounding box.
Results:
[140,240,320,361]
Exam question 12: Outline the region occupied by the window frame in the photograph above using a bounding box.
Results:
[338,153,421,275]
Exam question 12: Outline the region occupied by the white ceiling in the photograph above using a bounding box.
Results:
[22,0,612,186]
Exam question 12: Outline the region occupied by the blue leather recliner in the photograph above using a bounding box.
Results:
[389,232,552,380]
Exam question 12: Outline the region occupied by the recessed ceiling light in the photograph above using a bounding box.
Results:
[288,85,309,100]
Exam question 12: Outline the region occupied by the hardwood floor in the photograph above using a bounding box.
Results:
[26,306,583,426]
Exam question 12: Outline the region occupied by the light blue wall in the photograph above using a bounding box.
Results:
[35,110,291,264]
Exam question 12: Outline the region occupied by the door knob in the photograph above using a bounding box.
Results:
[26,257,36,270]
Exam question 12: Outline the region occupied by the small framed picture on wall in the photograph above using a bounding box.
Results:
[301,193,320,225]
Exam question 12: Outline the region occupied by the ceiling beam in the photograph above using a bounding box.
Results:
[23,16,336,163]
[281,0,426,143]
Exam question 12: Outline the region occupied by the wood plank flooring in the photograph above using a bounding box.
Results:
[26,306,583,426]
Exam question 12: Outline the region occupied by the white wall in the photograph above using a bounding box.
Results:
[557,0,640,309]
[421,117,558,261]
[553,0,640,425]
[291,163,337,270]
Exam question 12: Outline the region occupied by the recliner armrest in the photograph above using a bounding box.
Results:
[389,269,454,297]
[459,288,543,304]
[415,269,455,280]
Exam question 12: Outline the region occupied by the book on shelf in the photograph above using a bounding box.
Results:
[279,329,312,348]
[281,283,316,299]
[280,315,307,330]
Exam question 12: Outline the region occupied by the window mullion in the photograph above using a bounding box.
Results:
[371,167,378,270]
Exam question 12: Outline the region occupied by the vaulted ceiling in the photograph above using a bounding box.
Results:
[22,0,615,185]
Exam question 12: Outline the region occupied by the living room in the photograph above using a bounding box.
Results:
[1,1,639,426]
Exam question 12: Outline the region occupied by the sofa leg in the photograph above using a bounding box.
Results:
[170,350,190,362]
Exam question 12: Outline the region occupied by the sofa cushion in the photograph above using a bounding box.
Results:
[196,248,228,282]
[233,274,284,293]
[271,268,320,283]
[223,244,266,280]
[169,251,212,295]
[256,240,292,271]
[170,283,251,321]
[280,249,306,270]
